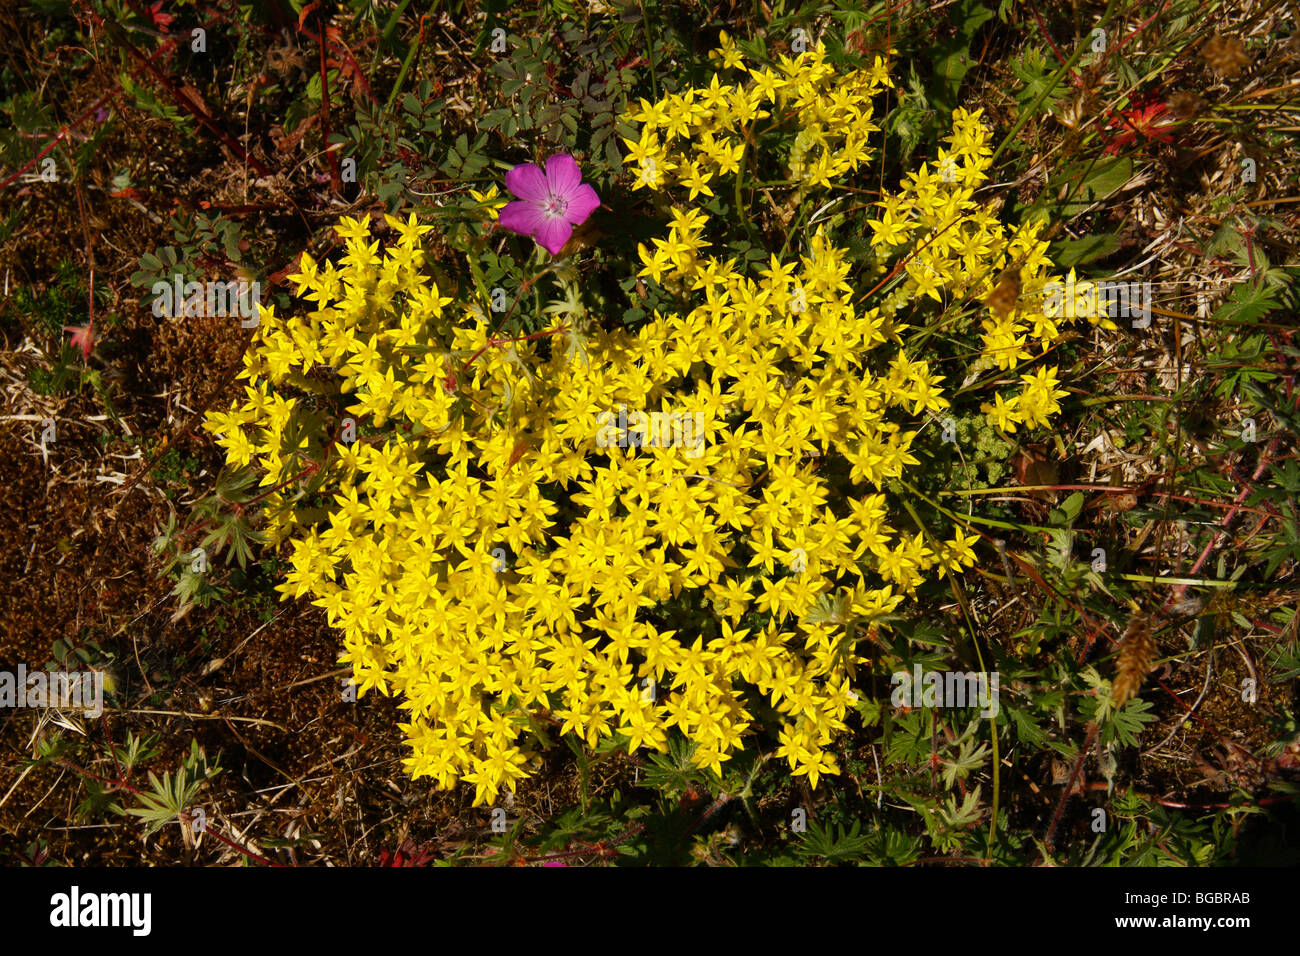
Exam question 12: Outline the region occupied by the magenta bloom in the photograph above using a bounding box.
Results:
[498,155,600,256]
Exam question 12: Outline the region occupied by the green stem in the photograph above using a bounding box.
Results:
[385,30,423,117]
[639,0,658,100]
[898,479,1061,535]
[987,0,1111,167]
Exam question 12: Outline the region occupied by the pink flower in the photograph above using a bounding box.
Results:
[498,155,600,256]
[63,320,95,361]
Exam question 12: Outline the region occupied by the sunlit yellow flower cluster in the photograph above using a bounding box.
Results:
[858,102,1102,434]
[203,39,1076,807]
[626,34,890,197]
[628,37,1089,437]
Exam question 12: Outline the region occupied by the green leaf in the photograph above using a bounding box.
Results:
[1213,280,1283,324]
[1048,158,1133,217]
[1049,492,1085,526]
[923,0,994,112]
[1079,158,1133,200]
[795,819,870,864]
[1049,233,1121,267]
[1011,47,1063,112]
[1105,696,1158,747]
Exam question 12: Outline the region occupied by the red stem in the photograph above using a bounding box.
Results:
[1171,437,1278,605]
[0,2,235,192]
[317,9,341,195]
[1114,2,1169,53]
[1025,1,1083,88]
[522,823,646,863]
[98,14,271,177]
[1044,720,1098,851]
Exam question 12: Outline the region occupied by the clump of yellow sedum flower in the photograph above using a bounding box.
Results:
[203,37,1093,806]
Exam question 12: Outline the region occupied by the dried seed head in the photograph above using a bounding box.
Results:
[1103,491,1139,514]
[1201,34,1251,78]
[1054,95,1086,129]
[1113,610,1156,709]
[1166,91,1206,121]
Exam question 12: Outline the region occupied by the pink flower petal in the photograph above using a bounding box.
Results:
[544,154,582,198]
[63,323,95,360]
[505,163,549,202]
[563,183,600,225]
[498,200,546,237]
[534,217,574,256]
